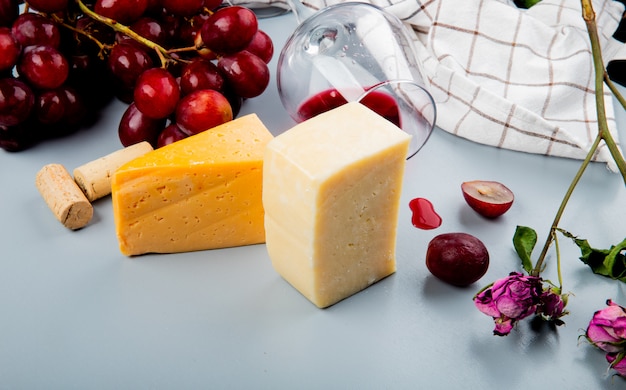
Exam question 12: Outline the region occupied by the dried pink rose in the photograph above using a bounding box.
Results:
[537,289,567,324]
[606,353,626,377]
[474,272,542,336]
[585,299,626,353]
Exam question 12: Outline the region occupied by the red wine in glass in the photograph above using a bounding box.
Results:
[296,87,401,127]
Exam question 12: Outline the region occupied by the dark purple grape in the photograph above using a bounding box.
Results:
[0,26,19,72]
[0,0,18,28]
[11,13,62,49]
[17,45,69,90]
[27,0,69,13]
[133,67,180,119]
[36,89,67,125]
[157,122,188,147]
[0,122,39,151]
[118,102,166,147]
[0,78,35,127]
[59,86,87,128]
[107,42,153,91]
[176,13,209,47]
[129,16,168,47]
[95,0,149,25]
[162,0,204,16]
[200,6,258,54]
[66,53,114,109]
[179,58,224,95]
[217,50,269,98]
[203,0,223,10]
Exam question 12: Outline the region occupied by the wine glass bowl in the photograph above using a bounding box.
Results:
[277,2,436,158]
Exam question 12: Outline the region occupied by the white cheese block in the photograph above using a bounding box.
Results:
[263,102,411,308]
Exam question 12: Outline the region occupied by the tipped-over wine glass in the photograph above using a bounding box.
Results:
[277,1,436,159]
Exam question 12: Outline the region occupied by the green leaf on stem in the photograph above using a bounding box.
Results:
[514,0,541,8]
[513,225,537,274]
[558,229,626,282]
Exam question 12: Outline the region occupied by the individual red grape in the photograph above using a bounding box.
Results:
[17,45,69,90]
[128,17,168,48]
[179,58,224,95]
[175,89,232,135]
[59,86,87,128]
[177,13,209,47]
[245,29,273,63]
[134,67,180,119]
[162,0,204,16]
[0,121,39,151]
[27,0,69,13]
[425,233,489,287]
[0,0,18,28]
[66,52,114,110]
[217,50,269,98]
[0,27,20,72]
[107,42,153,90]
[11,13,62,49]
[95,0,149,25]
[36,89,67,125]
[145,0,164,15]
[0,78,35,127]
[203,0,223,10]
[157,122,188,147]
[200,6,258,54]
[118,102,166,147]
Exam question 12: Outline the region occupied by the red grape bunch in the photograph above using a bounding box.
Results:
[0,0,274,151]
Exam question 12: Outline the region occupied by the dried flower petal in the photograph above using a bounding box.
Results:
[474,272,542,336]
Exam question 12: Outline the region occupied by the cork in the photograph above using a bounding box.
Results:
[73,141,153,202]
[35,163,93,230]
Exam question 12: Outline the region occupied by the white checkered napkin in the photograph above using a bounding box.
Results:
[409,0,626,172]
[241,0,626,171]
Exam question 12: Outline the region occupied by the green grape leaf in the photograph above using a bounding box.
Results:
[513,225,537,274]
[558,229,626,282]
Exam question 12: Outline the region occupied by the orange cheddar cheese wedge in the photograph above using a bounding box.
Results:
[111,114,273,256]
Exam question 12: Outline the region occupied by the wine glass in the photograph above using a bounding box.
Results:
[277,1,436,159]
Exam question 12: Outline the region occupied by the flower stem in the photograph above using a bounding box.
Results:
[581,0,626,182]
[532,132,602,275]
[532,0,626,274]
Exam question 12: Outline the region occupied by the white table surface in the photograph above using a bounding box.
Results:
[1,12,626,390]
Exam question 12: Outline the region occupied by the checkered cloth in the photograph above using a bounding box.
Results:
[240,0,626,171]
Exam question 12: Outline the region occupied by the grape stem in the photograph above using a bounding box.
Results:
[530,0,626,276]
[50,14,108,57]
[73,0,181,68]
